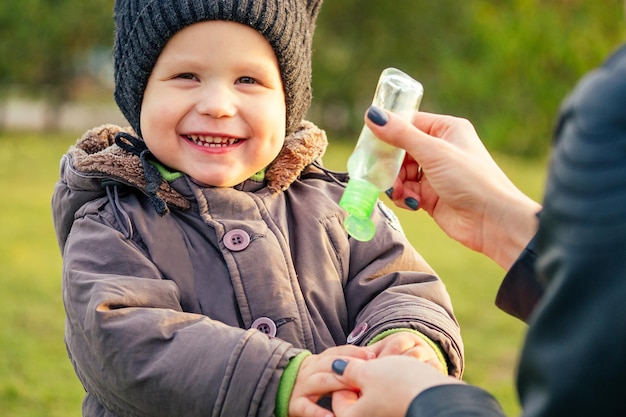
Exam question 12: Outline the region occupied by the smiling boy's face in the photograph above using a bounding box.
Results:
[140,20,286,187]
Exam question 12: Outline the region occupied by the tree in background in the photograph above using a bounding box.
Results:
[310,1,471,133]
[0,0,112,130]
[1,0,623,155]
[312,0,625,156]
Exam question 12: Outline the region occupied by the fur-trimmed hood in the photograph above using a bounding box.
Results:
[63,120,328,211]
[52,120,328,248]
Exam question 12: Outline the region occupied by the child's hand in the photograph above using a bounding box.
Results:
[368,332,445,374]
[288,345,375,417]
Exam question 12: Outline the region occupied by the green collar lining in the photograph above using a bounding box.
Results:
[151,160,183,182]
[150,161,266,183]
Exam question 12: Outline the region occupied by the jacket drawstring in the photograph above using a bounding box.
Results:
[114,132,169,216]
[103,180,133,239]
[312,161,347,188]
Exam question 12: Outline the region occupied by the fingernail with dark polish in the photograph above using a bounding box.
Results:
[367,106,388,126]
[405,197,419,211]
[332,359,348,376]
[385,188,394,198]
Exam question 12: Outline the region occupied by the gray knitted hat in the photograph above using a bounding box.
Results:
[113,0,323,137]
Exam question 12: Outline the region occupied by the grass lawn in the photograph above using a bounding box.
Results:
[0,131,86,417]
[0,130,547,416]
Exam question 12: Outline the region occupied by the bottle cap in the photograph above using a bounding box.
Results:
[339,178,380,241]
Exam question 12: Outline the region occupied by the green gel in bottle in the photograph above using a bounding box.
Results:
[339,68,424,241]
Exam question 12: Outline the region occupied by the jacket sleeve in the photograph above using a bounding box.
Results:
[406,385,505,417]
[495,234,544,322]
[342,201,464,377]
[62,200,301,417]
[515,45,626,416]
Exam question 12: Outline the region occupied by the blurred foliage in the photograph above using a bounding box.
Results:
[1,0,624,154]
[312,0,625,155]
[0,0,112,127]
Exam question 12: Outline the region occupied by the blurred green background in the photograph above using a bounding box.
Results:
[1,0,624,155]
[1,1,624,416]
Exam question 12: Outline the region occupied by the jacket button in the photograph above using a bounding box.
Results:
[223,229,250,251]
[251,317,277,337]
[347,322,368,344]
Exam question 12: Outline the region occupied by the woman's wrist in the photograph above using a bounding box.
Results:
[483,191,541,270]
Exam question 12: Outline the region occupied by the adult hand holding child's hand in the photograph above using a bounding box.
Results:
[287,345,375,417]
[330,355,463,417]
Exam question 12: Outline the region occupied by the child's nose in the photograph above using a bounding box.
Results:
[196,82,236,118]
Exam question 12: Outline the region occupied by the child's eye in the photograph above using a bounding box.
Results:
[175,73,198,81]
[237,76,257,85]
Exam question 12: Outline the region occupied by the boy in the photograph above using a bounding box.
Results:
[52,1,464,416]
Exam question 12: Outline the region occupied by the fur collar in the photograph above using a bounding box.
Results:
[66,121,328,211]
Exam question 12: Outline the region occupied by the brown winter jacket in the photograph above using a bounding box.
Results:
[52,121,464,417]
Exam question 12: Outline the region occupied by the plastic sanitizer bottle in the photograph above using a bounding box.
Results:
[339,67,424,241]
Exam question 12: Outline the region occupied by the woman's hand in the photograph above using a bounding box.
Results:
[331,355,463,417]
[366,107,541,270]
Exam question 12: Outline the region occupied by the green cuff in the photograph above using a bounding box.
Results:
[275,351,312,417]
[367,328,449,375]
